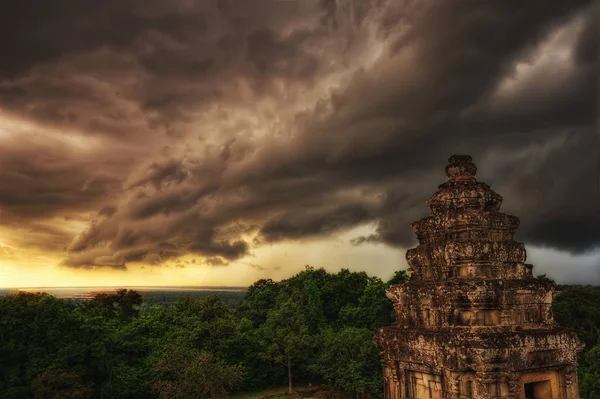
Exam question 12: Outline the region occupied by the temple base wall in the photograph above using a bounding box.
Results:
[382,365,581,399]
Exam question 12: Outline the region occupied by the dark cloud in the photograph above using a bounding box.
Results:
[125,159,188,191]
[573,3,599,64]
[501,130,600,254]
[98,206,118,218]
[350,234,381,247]
[0,129,124,223]
[0,0,597,277]
[260,203,374,242]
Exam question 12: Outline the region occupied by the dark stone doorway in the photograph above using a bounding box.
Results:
[524,380,552,399]
[524,383,535,398]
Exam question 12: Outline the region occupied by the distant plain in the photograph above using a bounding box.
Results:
[0,286,248,304]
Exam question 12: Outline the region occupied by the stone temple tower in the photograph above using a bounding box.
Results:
[375,155,583,399]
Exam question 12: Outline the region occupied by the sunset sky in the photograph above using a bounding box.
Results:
[0,0,598,288]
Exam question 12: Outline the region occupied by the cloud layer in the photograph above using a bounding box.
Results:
[0,0,597,277]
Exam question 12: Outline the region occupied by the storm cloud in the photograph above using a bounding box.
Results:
[0,0,597,278]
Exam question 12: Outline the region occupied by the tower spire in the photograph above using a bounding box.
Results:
[445,154,477,181]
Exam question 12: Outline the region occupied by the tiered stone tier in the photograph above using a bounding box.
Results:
[375,155,583,399]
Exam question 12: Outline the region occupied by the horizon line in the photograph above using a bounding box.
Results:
[1,285,249,289]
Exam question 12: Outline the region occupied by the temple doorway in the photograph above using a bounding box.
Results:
[524,380,552,399]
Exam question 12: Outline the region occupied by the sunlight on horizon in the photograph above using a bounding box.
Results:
[0,224,408,288]
[2,219,598,288]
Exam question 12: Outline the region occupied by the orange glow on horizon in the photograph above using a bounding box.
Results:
[0,225,407,288]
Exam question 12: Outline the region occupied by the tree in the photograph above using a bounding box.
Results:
[580,342,600,399]
[101,363,154,399]
[311,327,382,398]
[553,286,600,349]
[241,279,282,326]
[339,281,394,330]
[318,268,373,326]
[91,289,143,321]
[151,341,243,399]
[99,314,156,399]
[31,366,92,399]
[338,270,408,330]
[0,292,104,398]
[259,297,317,394]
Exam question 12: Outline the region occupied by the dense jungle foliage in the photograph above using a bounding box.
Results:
[0,268,598,399]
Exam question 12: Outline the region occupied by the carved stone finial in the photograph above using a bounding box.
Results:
[445,154,477,181]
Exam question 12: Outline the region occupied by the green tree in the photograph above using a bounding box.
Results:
[339,281,392,330]
[553,286,600,349]
[240,279,282,327]
[0,292,105,398]
[101,363,153,399]
[90,289,143,321]
[259,297,317,394]
[31,366,92,399]
[339,269,408,330]
[99,314,157,399]
[311,327,382,398]
[318,268,374,326]
[150,341,243,399]
[580,342,600,399]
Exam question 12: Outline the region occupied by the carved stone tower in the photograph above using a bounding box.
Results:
[375,155,583,399]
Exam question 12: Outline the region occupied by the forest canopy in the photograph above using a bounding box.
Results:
[0,268,598,399]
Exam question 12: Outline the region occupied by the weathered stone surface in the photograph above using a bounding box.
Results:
[375,155,583,399]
